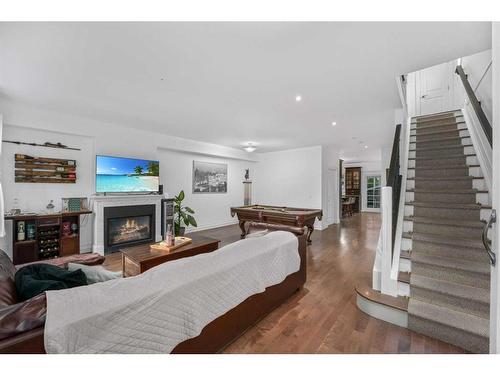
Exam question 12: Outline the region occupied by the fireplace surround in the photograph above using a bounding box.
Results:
[103,204,155,254]
[92,195,164,255]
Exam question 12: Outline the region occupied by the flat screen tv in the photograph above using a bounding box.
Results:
[96,155,160,193]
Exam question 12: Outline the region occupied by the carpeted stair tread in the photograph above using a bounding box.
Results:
[411,121,465,131]
[400,250,411,260]
[412,128,465,137]
[408,299,489,339]
[408,164,479,170]
[407,176,483,181]
[398,271,411,284]
[406,201,489,209]
[413,144,467,152]
[409,154,473,161]
[410,135,470,144]
[408,231,485,250]
[411,110,462,121]
[410,274,489,306]
[411,252,490,275]
[406,188,486,194]
[404,216,485,228]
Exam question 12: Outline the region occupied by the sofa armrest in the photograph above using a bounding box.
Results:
[0,293,46,341]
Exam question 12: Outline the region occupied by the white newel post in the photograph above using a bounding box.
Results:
[380,186,393,295]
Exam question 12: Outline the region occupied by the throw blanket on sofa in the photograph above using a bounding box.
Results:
[44,231,300,353]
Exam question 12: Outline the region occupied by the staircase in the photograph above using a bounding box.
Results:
[402,110,492,353]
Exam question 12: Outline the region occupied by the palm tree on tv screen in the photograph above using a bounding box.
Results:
[134,166,144,175]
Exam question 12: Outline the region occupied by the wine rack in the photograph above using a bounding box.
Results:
[37,217,61,259]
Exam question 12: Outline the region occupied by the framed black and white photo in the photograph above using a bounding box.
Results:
[192,161,228,193]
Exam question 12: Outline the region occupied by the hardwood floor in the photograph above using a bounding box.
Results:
[104,213,465,354]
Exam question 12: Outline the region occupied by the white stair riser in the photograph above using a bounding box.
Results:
[398,282,410,297]
[399,257,411,272]
[401,238,412,251]
[403,220,413,233]
[473,179,487,190]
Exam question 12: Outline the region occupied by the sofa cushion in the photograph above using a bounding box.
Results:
[68,263,122,284]
[0,278,18,307]
[15,264,88,301]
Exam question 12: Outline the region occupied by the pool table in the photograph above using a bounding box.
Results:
[230,205,323,244]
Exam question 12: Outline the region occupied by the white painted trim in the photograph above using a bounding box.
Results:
[380,186,395,296]
[356,293,408,328]
[186,219,239,233]
[389,116,411,296]
[490,22,500,354]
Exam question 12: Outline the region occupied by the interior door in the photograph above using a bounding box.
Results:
[418,63,450,115]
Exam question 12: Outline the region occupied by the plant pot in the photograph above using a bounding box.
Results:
[178,227,186,236]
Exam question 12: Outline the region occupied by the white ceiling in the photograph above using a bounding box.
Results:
[0,22,492,159]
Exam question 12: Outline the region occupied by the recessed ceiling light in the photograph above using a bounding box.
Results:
[364,145,368,149]
[295,95,302,102]
[243,143,257,153]
[331,122,337,126]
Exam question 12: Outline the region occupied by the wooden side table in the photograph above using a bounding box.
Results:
[120,234,220,277]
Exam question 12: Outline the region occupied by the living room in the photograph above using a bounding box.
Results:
[2,1,500,373]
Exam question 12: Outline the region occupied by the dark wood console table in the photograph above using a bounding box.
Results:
[4,211,92,265]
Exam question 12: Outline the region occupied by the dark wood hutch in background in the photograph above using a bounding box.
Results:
[344,167,361,213]
[5,211,92,265]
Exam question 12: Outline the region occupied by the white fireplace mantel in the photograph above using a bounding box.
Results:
[91,194,164,255]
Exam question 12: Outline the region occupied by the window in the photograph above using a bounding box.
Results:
[366,176,381,209]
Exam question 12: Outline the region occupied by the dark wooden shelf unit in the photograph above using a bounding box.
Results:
[345,167,361,213]
[7,211,92,265]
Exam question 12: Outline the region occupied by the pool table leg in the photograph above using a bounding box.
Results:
[239,220,247,239]
[306,225,314,244]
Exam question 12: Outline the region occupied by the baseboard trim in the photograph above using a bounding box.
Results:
[185,219,239,233]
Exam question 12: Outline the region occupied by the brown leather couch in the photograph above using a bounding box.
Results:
[0,250,104,353]
[0,223,306,354]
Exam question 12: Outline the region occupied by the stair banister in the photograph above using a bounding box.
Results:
[455,64,492,146]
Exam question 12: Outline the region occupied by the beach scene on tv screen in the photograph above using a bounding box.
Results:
[96,156,159,192]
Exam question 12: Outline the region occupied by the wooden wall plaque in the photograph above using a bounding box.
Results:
[14,154,77,183]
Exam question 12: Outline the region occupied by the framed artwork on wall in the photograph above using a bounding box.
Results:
[192,161,227,193]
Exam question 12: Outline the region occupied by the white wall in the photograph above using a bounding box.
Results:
[0,125,95,257]
[158,148,253,232]
[0,99,258,256]
[344,160,383,213]
[452,49,492,124]
[253,146,324,229]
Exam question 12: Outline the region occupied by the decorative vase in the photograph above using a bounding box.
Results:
[178,227,186,236]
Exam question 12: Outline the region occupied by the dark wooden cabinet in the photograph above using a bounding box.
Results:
[345,167,361,213]
[7,211,91,265]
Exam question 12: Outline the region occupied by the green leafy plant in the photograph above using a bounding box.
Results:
[173,190,197,235]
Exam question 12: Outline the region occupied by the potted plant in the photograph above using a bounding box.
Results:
[173,190,198,236]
